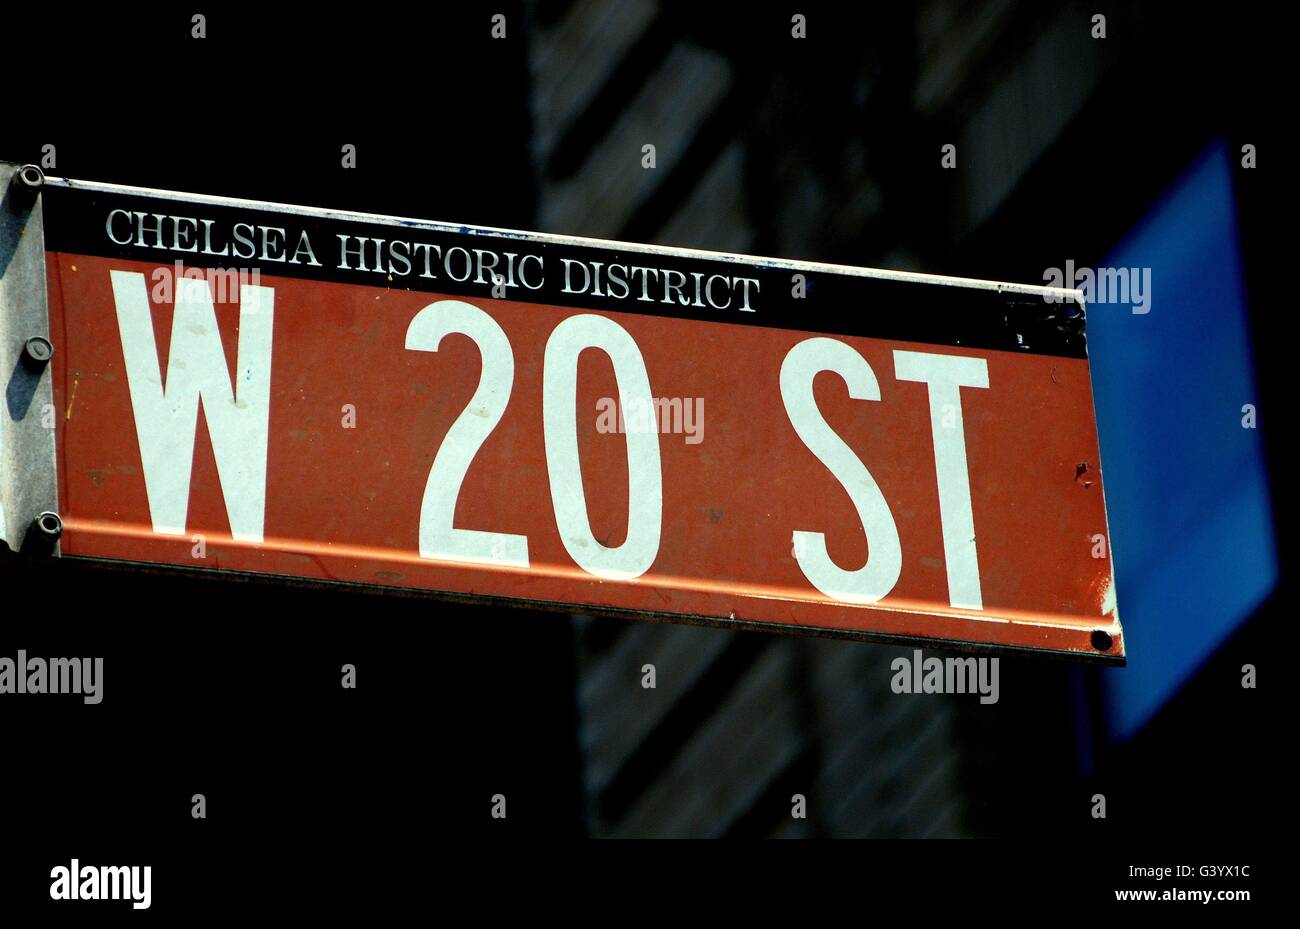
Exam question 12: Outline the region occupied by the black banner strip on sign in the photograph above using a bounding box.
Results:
[40,179,1086,358]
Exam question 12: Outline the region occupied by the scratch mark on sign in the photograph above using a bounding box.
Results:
[65,378,79,420]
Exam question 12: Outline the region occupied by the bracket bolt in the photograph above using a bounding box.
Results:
[22,336,53,369]
[23,511,63,557]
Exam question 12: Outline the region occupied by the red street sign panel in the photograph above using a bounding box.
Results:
[31,175,1122,660]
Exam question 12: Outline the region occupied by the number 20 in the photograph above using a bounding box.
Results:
[405,300,662,581]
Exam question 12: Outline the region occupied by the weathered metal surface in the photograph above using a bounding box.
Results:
[0,164,59,553]
[20,168,1122,660]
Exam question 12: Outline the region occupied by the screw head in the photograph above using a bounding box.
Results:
[1091,630,1114,652]
[23,336,53,368]
[15,164,44,191]
[33,511,63,540]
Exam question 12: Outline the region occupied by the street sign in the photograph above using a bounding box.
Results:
[2,164,1123,660]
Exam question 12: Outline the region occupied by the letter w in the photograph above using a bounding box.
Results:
[110,270,274,542]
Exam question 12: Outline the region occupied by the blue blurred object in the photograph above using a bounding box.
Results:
[1087,139,1276,740]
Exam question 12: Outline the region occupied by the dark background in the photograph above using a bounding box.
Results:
[0,0,1286,914]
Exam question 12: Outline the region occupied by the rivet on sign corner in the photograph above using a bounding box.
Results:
[23,511,63,558]
[22,335,53,370]
[1090,629,1113,652]
[15,163,44,188]
[9,163,44,204]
